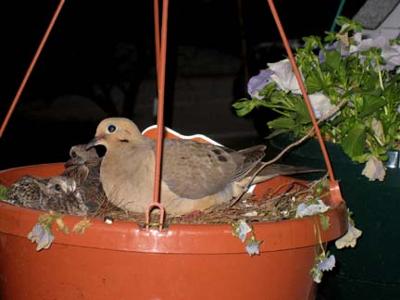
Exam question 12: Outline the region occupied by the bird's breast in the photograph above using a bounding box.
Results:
[100,147,156,211]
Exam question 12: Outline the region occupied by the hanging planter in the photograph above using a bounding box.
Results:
[0,158,347,300]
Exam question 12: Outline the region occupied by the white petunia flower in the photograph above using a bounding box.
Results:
[350,35,387,54]
[361,156,386,181]
[268,59,302,94]
[348,34,400,70]
[296,199,330,218]
[309,92,338,120]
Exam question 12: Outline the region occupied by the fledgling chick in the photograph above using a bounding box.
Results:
[44,176,89,216]
[63,144,120,214]
[6,175,49,209]
[63,144,101,186]
[7,175,88,216]
[86,117,321,216]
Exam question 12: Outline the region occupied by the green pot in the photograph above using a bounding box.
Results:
[270,135,400,300]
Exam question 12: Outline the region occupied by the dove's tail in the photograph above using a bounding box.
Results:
[250,163,325,184]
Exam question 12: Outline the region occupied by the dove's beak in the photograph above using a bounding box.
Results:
[86,137,102,150]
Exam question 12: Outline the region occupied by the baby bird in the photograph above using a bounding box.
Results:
[6,175,88,216]
[63,144,101,186]
[6,175,49,209]
[62,144,117,214]
[87,117,320,216]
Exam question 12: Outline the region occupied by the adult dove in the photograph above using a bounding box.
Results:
[87,117,320,216]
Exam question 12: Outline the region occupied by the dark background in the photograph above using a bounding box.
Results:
[0,0,366,169]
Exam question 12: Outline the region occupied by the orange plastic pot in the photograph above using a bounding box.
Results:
[0,162,347,300]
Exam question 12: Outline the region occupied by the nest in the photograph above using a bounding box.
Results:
[0,175,329,227]
[91,176,329,227]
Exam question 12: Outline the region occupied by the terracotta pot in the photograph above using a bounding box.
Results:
[0,162,347,300]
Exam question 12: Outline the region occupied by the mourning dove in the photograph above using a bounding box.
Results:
[7,175,88,216]
[87,117,321,216]
[63,144,101,186]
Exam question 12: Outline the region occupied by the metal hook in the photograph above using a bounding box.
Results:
[145,203,166,231]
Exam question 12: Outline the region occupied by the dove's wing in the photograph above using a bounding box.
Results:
[161,140,266,199]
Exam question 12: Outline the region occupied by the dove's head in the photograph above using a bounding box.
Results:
[86,118,143,150]
[65,144,99,167]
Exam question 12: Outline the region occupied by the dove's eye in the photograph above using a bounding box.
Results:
[107,125,117,133]
[71,151,77,158]
[54,184,61,191]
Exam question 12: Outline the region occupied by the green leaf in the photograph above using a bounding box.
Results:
[336,16,363,32]
[303,36,322,51]
[359,94,385,118]
[306,74,323,93]
[268,117,296,130]
[324,50,342,72]
[232,99,256,117]
[341,124,366,160]
[265,128,289,139]
[320,214,330,231]
[293,99,311,124]
[0,185,8,200]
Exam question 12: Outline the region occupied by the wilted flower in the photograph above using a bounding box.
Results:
[317,254,336,271]
[362,156,386,181]
[245,237,261,256]
[335,222,362,249]
[72,218,92,234]
[268,59,302,94]
[311,253,336,283]
[312,268,323,284]
[371,118,385,144]
[27,223,55,251]
[247,69,273,98]
[296,199,330,218]
[232,219,252,242]
[232,220,263,256]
